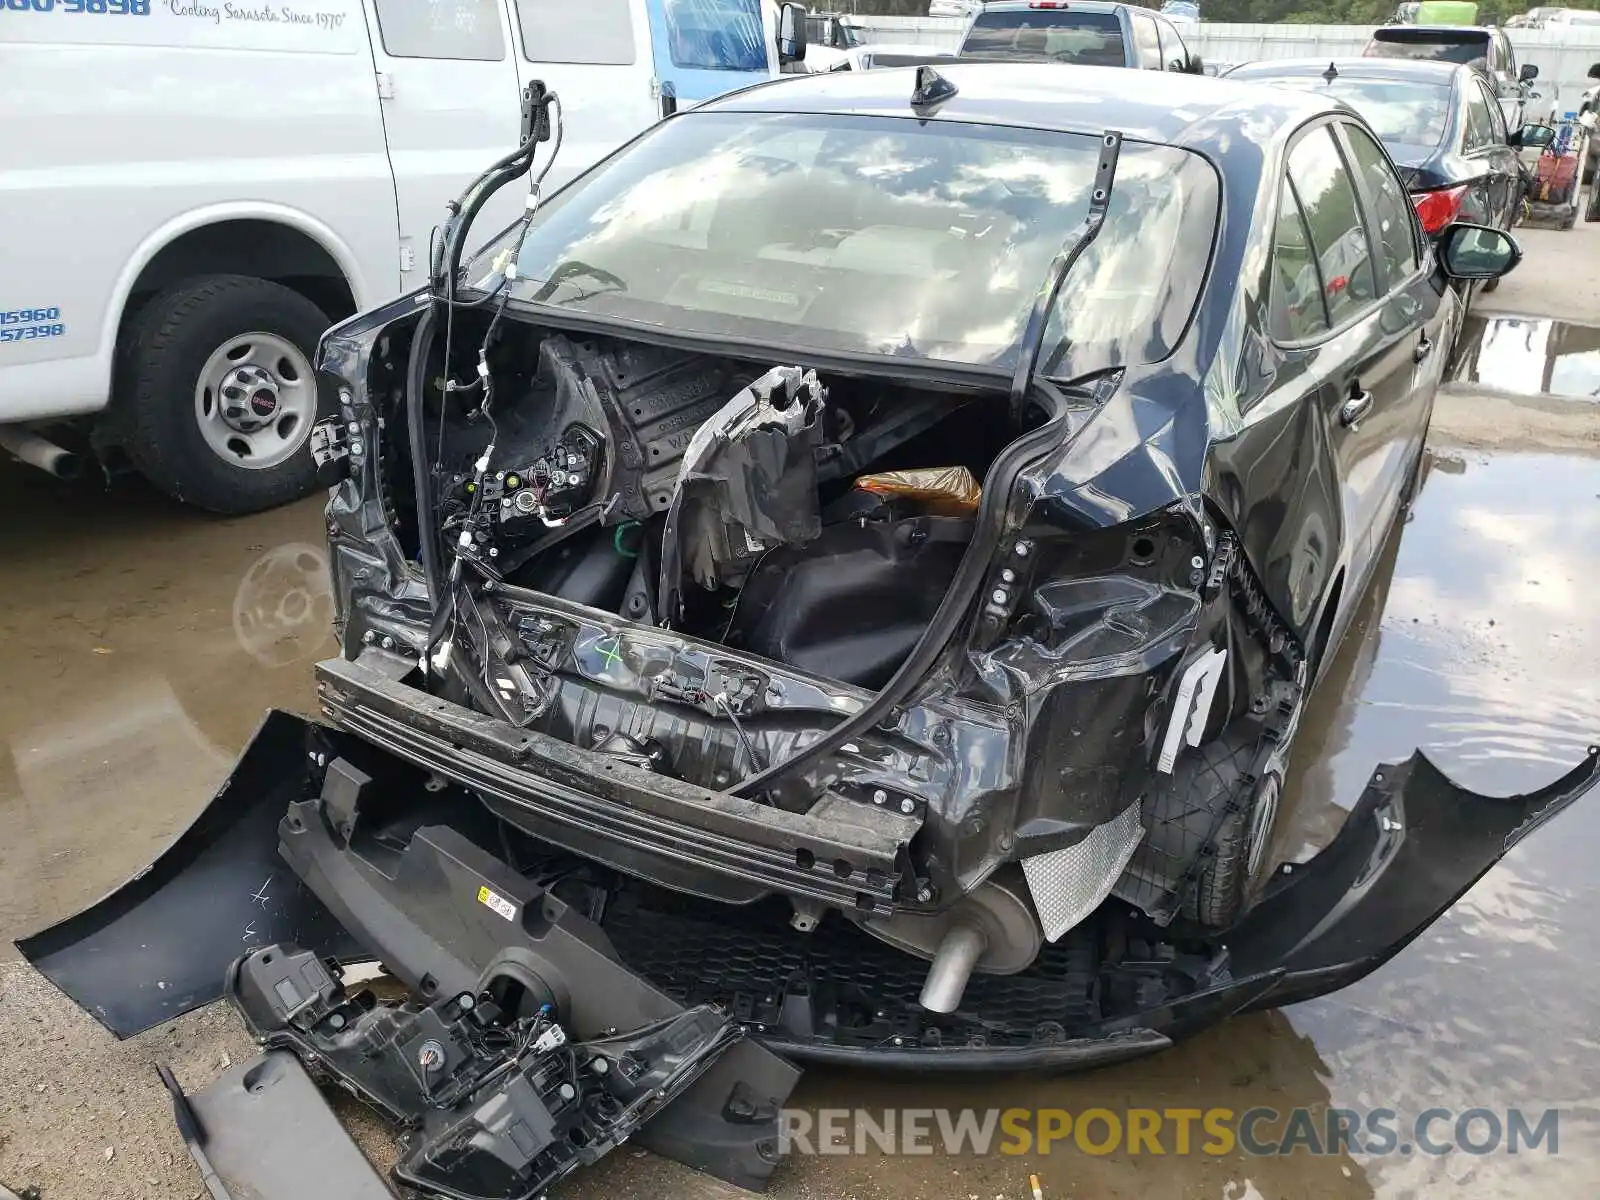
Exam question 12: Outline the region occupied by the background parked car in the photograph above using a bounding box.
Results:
[821,45,961,71]
[0,0,807,514]
[957,0,1204,72]
[801,11,867,70]
[1226,58,1549,249]
[1362,23,1539,129]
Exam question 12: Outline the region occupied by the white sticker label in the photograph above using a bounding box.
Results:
[476,885,517,922]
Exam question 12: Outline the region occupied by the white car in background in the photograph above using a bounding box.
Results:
[0,0,806,514]
[928,0,986,16]
[821,44,960,71]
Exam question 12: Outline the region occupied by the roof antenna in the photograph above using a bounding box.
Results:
[1322,61,1339,84]
[911,65,958,113]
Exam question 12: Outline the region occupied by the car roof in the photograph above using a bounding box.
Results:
[977,0,1129,10]
[1372,23,1495,35]
[1229,56,1464,85]
[699,62,1339,150]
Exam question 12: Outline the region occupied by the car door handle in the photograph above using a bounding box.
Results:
[1340,389,1373,428]
[1415,333,1434,363]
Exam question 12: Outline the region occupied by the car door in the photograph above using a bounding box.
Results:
[1153,16,1190,71]
[1460,76,1512,228]
[1493,29,1525,128]
[507,0,658,192]
[364,0,526,284]
[1335,120,1444,551]
[1471,73,1520,228]
[1284,123,1430,606]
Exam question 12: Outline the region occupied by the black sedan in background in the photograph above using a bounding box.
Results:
[1226,58,1552,242]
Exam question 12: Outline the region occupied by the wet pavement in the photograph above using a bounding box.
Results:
[2,393,1599,1198]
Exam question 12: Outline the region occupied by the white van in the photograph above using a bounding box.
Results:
[0,0,805,513]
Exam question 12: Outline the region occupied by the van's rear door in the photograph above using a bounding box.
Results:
[361,0,526,288]
[504,0,661,191]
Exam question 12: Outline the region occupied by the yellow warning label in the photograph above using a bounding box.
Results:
[476,884,517,921]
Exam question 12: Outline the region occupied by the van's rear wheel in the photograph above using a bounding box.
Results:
[118,274,331,514]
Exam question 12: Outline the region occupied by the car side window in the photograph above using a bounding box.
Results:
[1478,78,1508,142]
[1130,13,1162,69]
[1463,83,1497,151]
[515,0,635,65]
[374,0,505,61]
[1155,17,1188,69]
[1340,124,1420,286]
[1271,179,1330,342]
[1286,127,1379,328]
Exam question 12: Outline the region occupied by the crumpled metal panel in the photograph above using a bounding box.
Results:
[1022,801,1144,942]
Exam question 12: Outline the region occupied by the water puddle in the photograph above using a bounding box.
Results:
[1452,314,1600,400]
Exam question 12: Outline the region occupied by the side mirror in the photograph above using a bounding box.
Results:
[778,2,808,65]
[1187,54,1205,75]
[1513,123,1556,149]
[659,80,678,120]
[1520,63,1539,83]
[1438,222,1522,281]
[1589,61,1600,80]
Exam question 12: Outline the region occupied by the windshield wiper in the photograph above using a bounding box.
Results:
[1007,129,1122,425]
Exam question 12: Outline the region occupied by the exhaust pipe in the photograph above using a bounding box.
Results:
[918,921,990,1014]
[0,426,82,480]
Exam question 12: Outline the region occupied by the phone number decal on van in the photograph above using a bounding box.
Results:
[1,0,151,13]
[0,307,66,343]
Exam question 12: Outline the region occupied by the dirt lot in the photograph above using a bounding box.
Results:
[2,224,1598,1200]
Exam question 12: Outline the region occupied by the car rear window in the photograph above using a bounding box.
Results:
[479,112,1218,378]
[1365,29,1491,66]
[1230,73,1453,146]
[961,11,1128,67]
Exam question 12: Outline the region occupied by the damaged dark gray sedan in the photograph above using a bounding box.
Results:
[21,65,1600,1200]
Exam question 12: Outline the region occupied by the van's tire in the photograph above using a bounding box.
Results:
[117,274,332,515]
[1143,731,1279,930]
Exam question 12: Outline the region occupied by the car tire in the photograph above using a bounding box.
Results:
[116,274,332,515]
[1142,731,1277,929]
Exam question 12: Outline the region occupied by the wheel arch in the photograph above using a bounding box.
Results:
[1310,567,1346,678]
[106,203,373,369]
